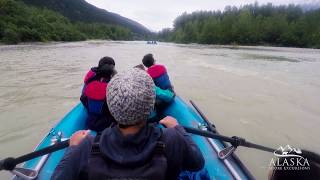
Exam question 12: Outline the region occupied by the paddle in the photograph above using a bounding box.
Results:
[184,126,275,153]
[0,139,69,171]
[0,125,276,173]
[189,99,275,159]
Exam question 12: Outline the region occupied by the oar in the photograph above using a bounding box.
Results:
[0,139,69,171]
[183,126,275,153]
[189,99,275,159]
[189,100,217,132]
[0,125,275,173]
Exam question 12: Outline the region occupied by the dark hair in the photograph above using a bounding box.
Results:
[98,56,115,67]
[142,54,155,68]
[97,56,116,79]
[97,64,114,78]
[270,150,320,180]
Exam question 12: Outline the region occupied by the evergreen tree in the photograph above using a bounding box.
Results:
[158,3,320,48]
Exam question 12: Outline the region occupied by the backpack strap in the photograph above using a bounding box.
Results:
[91,132,102,155]
[90,128,166,157]
[154,129,166,155]
[79,132,102,180]
[154,141,166,155]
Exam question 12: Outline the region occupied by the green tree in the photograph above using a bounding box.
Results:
[158,3,320,48]
[0,0,134,44]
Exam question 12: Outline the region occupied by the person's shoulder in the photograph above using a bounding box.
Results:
[162,126,186,142]
[71,135,94,152]
[161,126,192,160]
[84,68,96,83]
[148,64,167,75]
[156,64,168,74]
[155,64,167,70]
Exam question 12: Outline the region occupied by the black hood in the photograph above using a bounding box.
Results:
[91,67,98,73]
[90,66,113,81]
[99,124,162,167]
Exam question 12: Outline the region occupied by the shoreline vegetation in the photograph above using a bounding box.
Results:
[2,40,319,52]
[158,3,320,49]
[1,1,320,49]
[0,0,134,44]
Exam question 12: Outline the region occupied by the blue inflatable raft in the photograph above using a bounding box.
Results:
[14,96,253,179]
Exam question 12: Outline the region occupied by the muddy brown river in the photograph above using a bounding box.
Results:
[0,41,319,179]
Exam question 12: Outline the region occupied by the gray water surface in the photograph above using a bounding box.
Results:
[0,41,320,179]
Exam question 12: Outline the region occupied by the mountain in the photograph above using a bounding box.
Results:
[20,0,150,35]
[0,0,138,44]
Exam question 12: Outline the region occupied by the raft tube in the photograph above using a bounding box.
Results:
[15,96,253,179]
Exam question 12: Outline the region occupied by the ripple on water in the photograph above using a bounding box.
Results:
[240,54,300,63]
[1,41,320,180]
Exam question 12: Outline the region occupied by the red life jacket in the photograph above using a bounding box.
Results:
[147,64,166,79]
[83,69,107,101]
[147,64,173,90]
[82,69,108,115]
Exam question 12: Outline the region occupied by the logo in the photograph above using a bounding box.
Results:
[269,145,310,171]
[274,145,302,158]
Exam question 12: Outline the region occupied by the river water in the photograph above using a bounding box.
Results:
[0,41,319,179]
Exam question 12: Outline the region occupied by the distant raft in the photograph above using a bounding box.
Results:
[147,41,157,44]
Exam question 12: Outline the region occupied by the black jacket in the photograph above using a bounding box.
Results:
[51,124,204,180]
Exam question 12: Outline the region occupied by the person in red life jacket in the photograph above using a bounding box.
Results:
[142,54,173,91]
[52,69,204,180]
[80,56,117,132]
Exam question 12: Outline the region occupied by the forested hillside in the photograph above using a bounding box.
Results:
[21,0,150,35]
[158,3,320,48]
[0,0,133,44]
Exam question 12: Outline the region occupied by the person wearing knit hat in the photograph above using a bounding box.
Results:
[107,68,155,126]
[133,65,175,123]
[80,56,117,132]
[52,69,204,180]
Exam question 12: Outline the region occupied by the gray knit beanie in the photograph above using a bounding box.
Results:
[107,68,155,125]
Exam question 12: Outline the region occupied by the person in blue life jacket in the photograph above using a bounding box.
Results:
[80,56,117,132]
[52,69,204,180]
[142,53,174,91]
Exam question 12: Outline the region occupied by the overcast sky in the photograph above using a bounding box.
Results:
[86,0,316,31]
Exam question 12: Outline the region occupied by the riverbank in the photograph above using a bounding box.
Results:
[157,4,320,49]
[2,40,320,52]
[0,0,133,45]
[158,41,320,51]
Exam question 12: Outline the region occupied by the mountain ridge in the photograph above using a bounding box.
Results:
[20,0,150,35]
